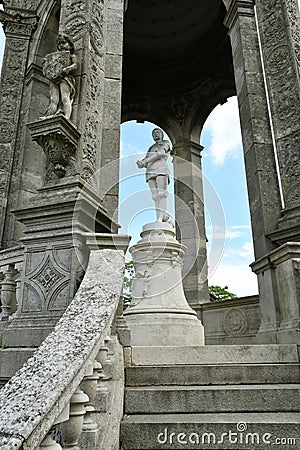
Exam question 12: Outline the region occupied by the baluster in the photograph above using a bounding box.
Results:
[0,265,17,321]
[80,360,101,430]
[40,429,62,449]
[60,388,88,449]
[10,266,21,320]
[95,346,109,413]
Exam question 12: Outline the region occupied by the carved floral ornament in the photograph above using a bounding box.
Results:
[0,10,38,37]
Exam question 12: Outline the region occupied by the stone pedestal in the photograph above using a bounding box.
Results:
[252,242,300,344]
[124,222,204,347]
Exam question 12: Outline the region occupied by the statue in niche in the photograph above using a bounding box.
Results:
[41,33,78,120]
[137,128,172,222]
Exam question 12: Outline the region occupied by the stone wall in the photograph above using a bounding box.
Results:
[200,295,260,345]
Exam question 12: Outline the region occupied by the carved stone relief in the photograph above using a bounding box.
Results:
[28,116,80,183]
[256,0,300,209]
[22,250,73,313]
[223,308,249,336]
[4,0,38,9]
[58,0,106,181]
[0,12,38,244]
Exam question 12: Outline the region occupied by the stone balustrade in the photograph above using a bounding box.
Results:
[0,246,24,322]
[0,241,127,449]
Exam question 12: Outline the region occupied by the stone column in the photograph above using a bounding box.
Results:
[223,0,283,342]
[1,0,124,347]
[255,0,300,241]
[172,139,209,313]
[224,0,282,256]
[99,0,124,219]
[0,6,38,248]
[255,1,300,343]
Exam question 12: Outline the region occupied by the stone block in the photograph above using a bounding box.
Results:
[125,363,300,387]
[121,413,300,449]
[130,344,299,366]
[125,384,300,414]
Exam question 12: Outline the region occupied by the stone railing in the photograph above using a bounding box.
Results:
[0,246,24,321]
[0,234,129,449]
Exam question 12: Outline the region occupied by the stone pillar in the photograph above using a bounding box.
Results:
[124,222,205,348]
[172,139,209,313]
[1,0,124,347]
[252,0,300,344]
[255,0,300,241]
[100,0,124,218]
[0,6,38,248]
[224,0,282,256]
[224,0,283,342]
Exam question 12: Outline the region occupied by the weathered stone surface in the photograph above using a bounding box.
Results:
[125,384,300,414]
[126,363,300,387]
[200,296,260,345]
[130,344,299,366]
[256,0,300,211]
[122,413,300,449]
[252,242,300,344]
[0,247,125,448]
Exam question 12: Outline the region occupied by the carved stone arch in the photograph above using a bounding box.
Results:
[28,0,60,68]
[121,106,182,146]
[188,92,236,145]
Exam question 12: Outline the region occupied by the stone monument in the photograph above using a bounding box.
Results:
[124,129,204,346]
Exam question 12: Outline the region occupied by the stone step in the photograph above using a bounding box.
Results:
[130,344,299,366]
[125,384,300,414]
[126,363,300,386]
[121,412,300,449]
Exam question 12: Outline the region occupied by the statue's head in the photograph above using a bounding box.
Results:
[152,128,164,141]
[57,33,75,53]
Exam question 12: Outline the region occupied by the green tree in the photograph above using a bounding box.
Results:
[209,285,237,301]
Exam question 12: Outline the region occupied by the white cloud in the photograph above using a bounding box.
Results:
[203,96,242,165]
[238,241,254,260]
[208,262,258,297]
[206,224,249,241]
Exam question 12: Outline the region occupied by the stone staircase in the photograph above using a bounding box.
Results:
[121,345,300,449]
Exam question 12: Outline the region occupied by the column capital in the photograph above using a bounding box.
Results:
[0,11,38,38]
[173,140,204,159]
[223,0,255,30]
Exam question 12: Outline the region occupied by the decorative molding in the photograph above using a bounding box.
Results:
[223,307,249,335]
[0,11,38,38]
[223,0,255,30]
[28,115,80,182]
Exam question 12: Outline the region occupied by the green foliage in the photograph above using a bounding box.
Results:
[123,260,134,302]
[209,285,237,301]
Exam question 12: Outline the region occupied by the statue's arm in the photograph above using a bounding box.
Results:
[137,141,171,168]
[62,54,78,75]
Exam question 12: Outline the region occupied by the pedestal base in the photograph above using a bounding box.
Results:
[124,222,205,347]
[124,312,204,346]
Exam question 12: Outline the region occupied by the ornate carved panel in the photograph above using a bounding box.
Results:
[223,307,250,336]
[256,0,300,209]
[22,247,75,313]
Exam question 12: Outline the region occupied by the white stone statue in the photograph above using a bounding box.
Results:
[137,128,172,222]
[42,33,78,120]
